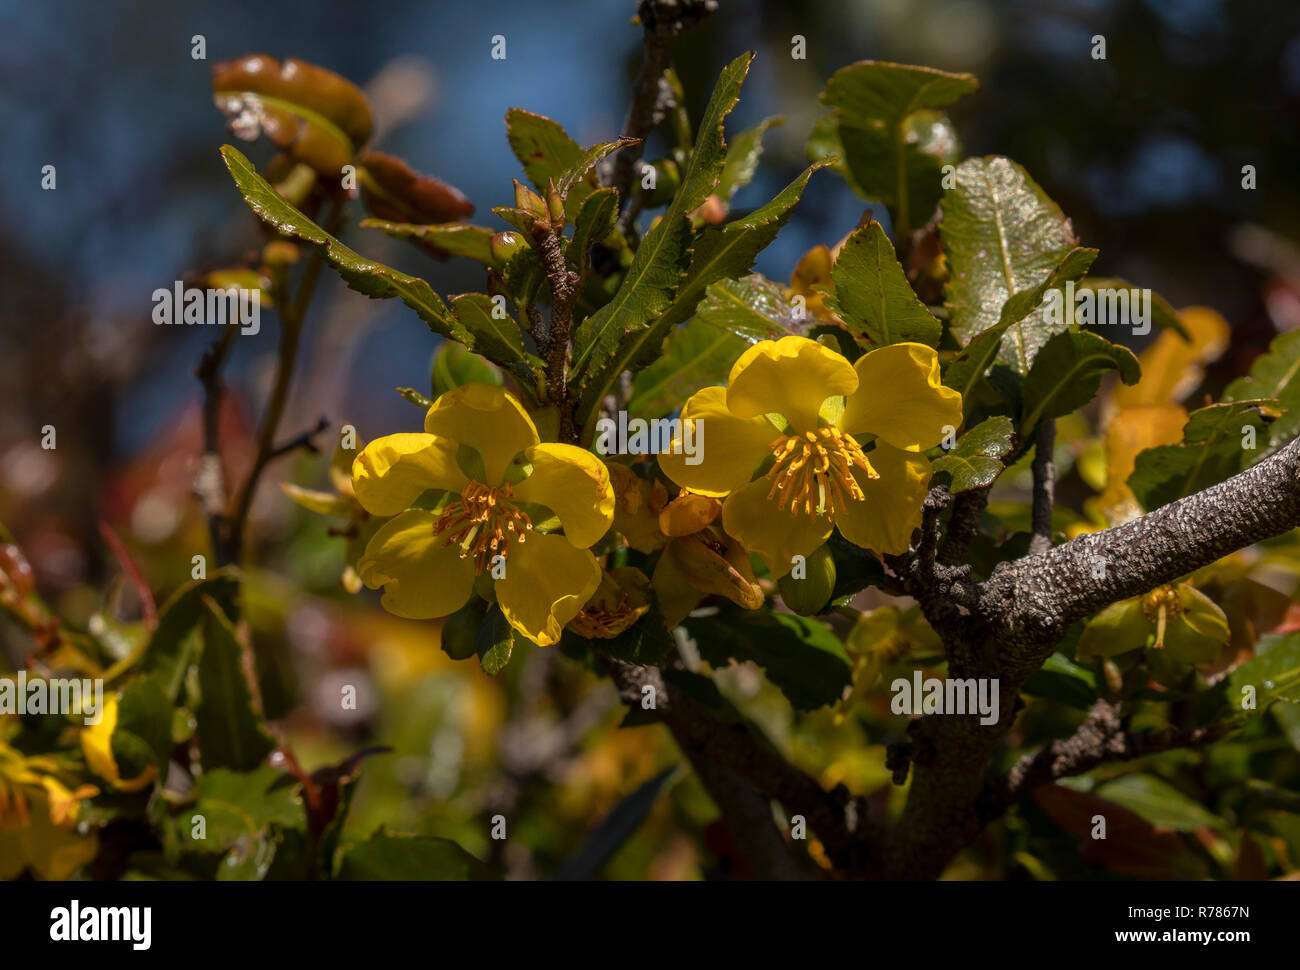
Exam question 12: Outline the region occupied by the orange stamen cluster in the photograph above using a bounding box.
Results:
[433,480,532,571]
[764,426,877,517]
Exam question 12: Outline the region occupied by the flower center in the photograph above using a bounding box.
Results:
[433,481,533,572]
[764,426,877,517]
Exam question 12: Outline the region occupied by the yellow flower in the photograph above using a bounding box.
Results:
[352,383,615,646]
[0,738,99,880]
[80,693,156,792]
[660,336,961,577]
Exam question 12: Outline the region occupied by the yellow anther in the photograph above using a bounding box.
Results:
[763,426,877,518]
[433,480,534,572]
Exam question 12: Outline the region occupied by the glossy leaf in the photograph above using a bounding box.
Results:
[627,318,747,420]
[221,145,471,344]
[336,830,496,880]
[448,292,544,392]
[1019,330,1140,434]
[360,220,496,265]
[1127,401,1277,511]
[477,603,514,675]
[195,597,275,772]
[717,116,784,202]
[931,415,1015,492]
[1094,774,1222,832]
[829,219,941,347]
[940,156,1077,371]
[1223,329,1300,446]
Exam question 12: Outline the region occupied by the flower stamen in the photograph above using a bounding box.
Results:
[764,427,877,517]
[433,481,533,571]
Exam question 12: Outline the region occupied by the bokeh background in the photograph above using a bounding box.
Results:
[2,0,1300,877]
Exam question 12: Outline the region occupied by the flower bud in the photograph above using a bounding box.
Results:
[778,544,837,615]
[513,179,547,218]
[546,179,565,231]
[490,230,527,266]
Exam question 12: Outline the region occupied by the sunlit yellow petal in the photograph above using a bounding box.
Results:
[352,433,466,516]
[423,382,539,485]
[357,510,476,619]
[834,444,931,555]
[496,532,601,646]
[727,336,858,433]
[3,788,97,880]
[721,478,833,578]
[659,386,773,496]
[840,343,962,451]
[515,443,615,548]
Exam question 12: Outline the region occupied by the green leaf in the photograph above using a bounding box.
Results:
[336,829,496,880]
[477,603,514,675]
[1021,652,1098,710]
[1094,774,1222,832]
[173,765,304,857]
[195,597,275,772]
[828,219,941,347]
[359,220,496,265]
[942,246,1098,413]
[111,675,173,781]
[430,341,502,398]
[931,415,1015,492]
[684,608,852,711]
[692,274,809,341]
[1223,329,1300,446]
[819,61,977,232]
[138,571,241,701]
[1019,330,1140,434]
[570,52,754,425]
[506,107,584,194]
[220,145,470,344]
[940,156,1077,371]
[448,292,544,392]
[555,136,641,202]
[568,187,619,273]
[1076,277,1188,339]
[1227,631,1300,720]
[717,116,784,202]
[1127,401,1276,510]
[627,318,746,420]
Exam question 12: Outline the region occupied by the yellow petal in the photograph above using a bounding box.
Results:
[727,336,858,433]
[80,693,120,784]
[357,510,476,619]
[651,548,704,628]
[840,343,962,451]
[658,491,721,537]
[834,443,931,555]
[495,532,601,646]
[515,443,615,548]
[1111,306,1228,409]
[1098,403,1187,521]
[659,386,773,496]
[2,788,97,880]
[721,478,833,578]
[608,463,669,553]
[423,383,539,486]
[352,432,466,516]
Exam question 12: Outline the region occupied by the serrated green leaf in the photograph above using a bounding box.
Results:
[174,765,304,856]
[828,219,941,347]
[1094,774,1222,832]
[111,675,172,781]
[692,274,809,341]
[932,415,1015,492]
[717,116,784,202]
[448,292,544,393]
[819,61,977,232]
[336,830,496,880]
[1223,329,1300,446]
[1127,401,1276,510]
[359,220,496,265]
[943,246,1098,413]
[555,135,641,202]
[684,607,852,711]
[195,597,275,772]
[569,187,619,274]
[571,52,754,427]
[506,107,584,192]
[220,145,470,344]
[940,156,1077,372]
[627,318,746,420]
[477,603,514,675]
[1019,330,1140,434]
